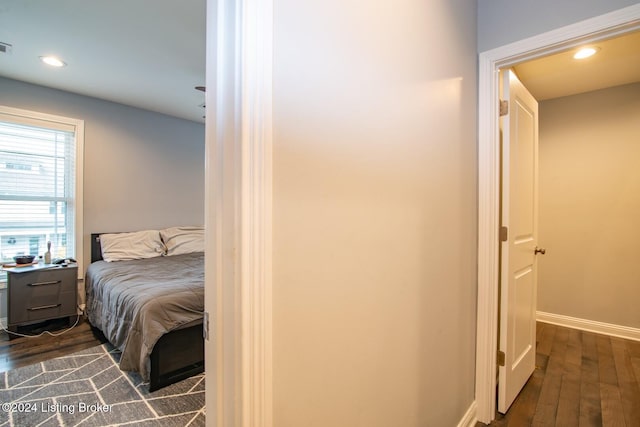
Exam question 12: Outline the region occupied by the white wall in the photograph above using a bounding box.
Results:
[538,82,640,329]
[0,77,205,266]
[272,0,477,425]
[477,0,638,51]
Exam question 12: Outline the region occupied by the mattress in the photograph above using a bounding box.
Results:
[85,252,204,380]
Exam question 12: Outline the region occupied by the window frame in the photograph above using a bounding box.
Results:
[0,105,84,278]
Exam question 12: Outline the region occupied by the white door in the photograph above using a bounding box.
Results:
[498,69,541,413]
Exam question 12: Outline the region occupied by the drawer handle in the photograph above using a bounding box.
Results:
[28,280,61,287]
[28,304,62,311]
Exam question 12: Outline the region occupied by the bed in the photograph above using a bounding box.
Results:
[85,229,205,391]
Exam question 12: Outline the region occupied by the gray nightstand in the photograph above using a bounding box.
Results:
[5,264,78,337]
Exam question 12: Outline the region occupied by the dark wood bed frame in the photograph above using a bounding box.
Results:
[90,233,204,391]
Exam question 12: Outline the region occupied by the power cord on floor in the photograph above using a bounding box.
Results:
[0,308,82,338]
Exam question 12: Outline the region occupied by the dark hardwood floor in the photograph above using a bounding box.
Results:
[479,322,640,427]
[0,316,108,373]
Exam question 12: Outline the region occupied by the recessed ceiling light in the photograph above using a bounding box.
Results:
[40,55,67,67]
[573,47,599,60]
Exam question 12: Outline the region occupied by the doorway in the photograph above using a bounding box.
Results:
[475,5,640,424]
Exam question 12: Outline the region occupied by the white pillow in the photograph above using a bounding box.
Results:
[100,230,166,262]
[160,226,204,256]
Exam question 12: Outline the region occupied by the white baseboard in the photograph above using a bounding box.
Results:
[537,311,640,342]
[457,400,477,427]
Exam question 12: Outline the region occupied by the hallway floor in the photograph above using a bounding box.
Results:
[479,322,640,426]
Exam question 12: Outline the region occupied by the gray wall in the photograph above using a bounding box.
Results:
[272,0,477,425]
[538,82,640,329]
[477,0,638,51]
[0,77,205,269]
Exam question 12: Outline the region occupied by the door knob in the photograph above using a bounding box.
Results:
[534,247,546,255]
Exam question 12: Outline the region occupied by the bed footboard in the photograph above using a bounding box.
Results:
[149,322,205,392]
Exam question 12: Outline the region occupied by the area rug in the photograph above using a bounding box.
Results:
[0,343,205,426]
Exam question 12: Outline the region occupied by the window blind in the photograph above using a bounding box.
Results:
[0,117,77,266]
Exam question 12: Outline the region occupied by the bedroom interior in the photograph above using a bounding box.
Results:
[0,1,207,425]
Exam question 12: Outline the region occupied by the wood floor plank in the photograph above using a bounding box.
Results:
[556,328,582,427]
[626,339,640,359]
[628,339,640,391]
[536,352,549,374]
[537,322,557,357]
[565,327,582,366]
[597,334,619,386]
[503,362,546,426]
[532,326,569,425]
[579,331,602,427]
[536,321,548,345]
[580,331,599,364]
[600,382,627,427]
[580,378,603,427]
[536,322,543,339]
[632,357,640,395]
[597,335,627,427]
[611,337,640,427]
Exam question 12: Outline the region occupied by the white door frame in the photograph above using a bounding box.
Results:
[475,4,640,424]
[205,0,273,426]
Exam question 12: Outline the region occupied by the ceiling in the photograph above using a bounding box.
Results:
[0,2,638,123]
[0,0,206,123]
[514,30,640,100]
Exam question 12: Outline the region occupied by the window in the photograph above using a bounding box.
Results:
[0,106,84,279]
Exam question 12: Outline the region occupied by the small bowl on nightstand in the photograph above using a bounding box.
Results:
[13,255,36,265]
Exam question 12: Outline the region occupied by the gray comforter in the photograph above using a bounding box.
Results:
[85,252,204,380]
